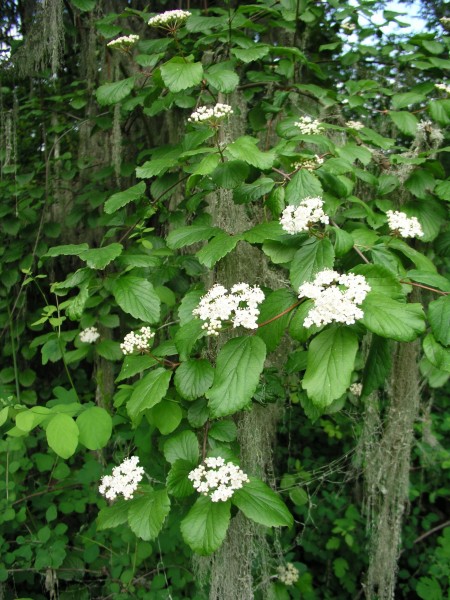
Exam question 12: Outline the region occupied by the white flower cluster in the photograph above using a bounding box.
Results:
[349,382,363,396]
[346,120,364,130]
[280,197,329,234]
[79,327,100,344]
[295,116,323,135]
[99,456,144,501]
[188,103,233,124]
[193,283,265,335]
[120,326,155,355]
[148,10,191,28]
[298,269,371,328]
[293,155,324,171]
[440,17,450,29]
[188,457,249,502]
[435,83,450,94]
[107,34,139,49]
[342,22,356,32]
[277,563,299,586]
[386,210,423,238]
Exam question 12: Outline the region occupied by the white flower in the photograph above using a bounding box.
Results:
[188,103,233,124]
[148,10,191,28]
[294,116,323,135]
[79,327,100,344]
[386,210,423,238]
[193,283,265,335]
[99,456,144,501]
[280,197,329,234]
[120,326,155,355]
[346,120,364,130]
[188,457,249,502]
[292,155,324,171]
[107,34,139,49]
[440,17,450,29]
[277,563,299,586]
[435,83,450,94]
[342,22,356,32]
[298,269,371,328]
[349,382,363,396]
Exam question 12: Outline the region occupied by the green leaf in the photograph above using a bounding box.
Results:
[208,420,237,442]
[45,243,89,258]
[290,237,335,290]
[192,153,220,176]
[112,276,160,323]
[242,222,286,244]
[46,413,79,459]
[166,460,196,498]
[96,78,135,106]
[406,270,450,293]
[405,169,435,199]
[428,99,450,125]
[302,327,358,407]
[391,91,426,109]
[174,318,204,361]
[196,233,241,268]
[350,264,403,298]
[205,68,239,93]
[160,58,203,92]
[428,296,450,346]
[80,243,123,270]
[361,294,426,342]
[116,355,158,382]
[71,0,96,10]
[362,335,392,396]
[423,334,450,373]
[180,496,231,555]
[333,227,354,257]
[104,182,146,214]
[226,136,275,170]
[148,400,183,434]
[164,430,199,465]
[127,368,172,421]
[285,169,323,204]
[388,111,418,136]
[256,289,297,352]
[128,489,170,541]
[77,407,112,450]
[416,577,443,600]
[231,45,270,63]
[174,359,215,400]
[16,407,51,432]
[206,336,267,418]
[388,238,437,272]
[435,179,450,202]
[289,300,318,343]
[97,500,129,530]
[166,225,221,250]
[135,157,178,179]
[96,339,123,361]
[211,160,250,189]
[232,478,293,528]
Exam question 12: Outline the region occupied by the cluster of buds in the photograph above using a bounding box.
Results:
[79,327,100,344]
[192,283,265,335]
[386,210,423,239]
[120,326,155,355]
[277,562,299,586]
[349,382,363,397]
[148,10,191,29]
[280,197,329,234]
[440,17,450,30]
[298,269,371,328]
[188,457,249,502]
[188,103,233,125]
[295,116,323,135]
[346,120,364,130]
[292,155,324,171]
[99,456,145,501]
[107,34,139,50]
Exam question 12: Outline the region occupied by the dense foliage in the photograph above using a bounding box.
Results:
[0,1,449,598]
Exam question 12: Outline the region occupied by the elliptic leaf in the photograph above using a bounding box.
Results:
[112,276,160,323]
[423,334,450,373]
[285,169,322,204]
[96,78,135,106]
[97,500,129,531]
[174,359,215,400]
[196,233,241,268]
[303,327,358,407]
[160,58,203,92]
[180,496,231,555]
[46,413,79,459]
[256,289,297,351]
[226,136,275,170]
[77,407,112,450]
[428,296,450,346]
[167,225,220,250]
[80,243,123,270]
[148,400,183,435]
[206,336,267,418]
[362,335,392,396]
[104,182,146,214]
[290,237,335,290]
[361,293,426,342]
[164,430,199,465]
[127,368,172,421]
[128,489,170,541]
[232,477,293,528]
[166,459,196,498]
